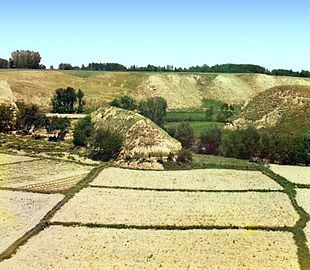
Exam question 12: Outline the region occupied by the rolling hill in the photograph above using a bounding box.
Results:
[231,85,310,135]
[1,70,310,111]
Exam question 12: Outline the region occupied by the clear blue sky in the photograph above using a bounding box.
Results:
[1,0,309,70]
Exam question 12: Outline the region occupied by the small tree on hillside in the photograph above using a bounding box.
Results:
[51,87,85,114]
[109,95,137,111]
[16,103,45,134]
[76,89,85,113]
[90,128,123,161]
[174,122,195,149]
[73,116,94,146]
[138,97,167,126]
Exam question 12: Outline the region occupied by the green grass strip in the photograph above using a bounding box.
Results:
[49,221,294,232]
[89,184,283,193]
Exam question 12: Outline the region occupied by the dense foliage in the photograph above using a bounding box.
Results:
[109,95,137,111]
[90,128,123,161]
[51,87,85,113]
[73,116,95,146]
[9,50,44,69]
[1,50,310,77]
[16,103,45,134]
[45,116,71,141]
[0,104,15,132]
[138,97,167,127]
[167,122,195,149]
[0,58,8,69]
[196,126,310,165]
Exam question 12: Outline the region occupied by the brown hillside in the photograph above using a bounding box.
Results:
[231,85,310,134]
[1,70,310,110]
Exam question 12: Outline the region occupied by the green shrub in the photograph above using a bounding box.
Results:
[198,127,222,155]
[0,104,15,133]
[73,116,95,146]
[269,134,310,165]
[109,95,137,111]
[45,116,71,141]
[16,102,45,134]
[176,148,193,163]
[91,128,123,161]
[138,97,167,127]
[173,122,195,149]
[220,125,261,159]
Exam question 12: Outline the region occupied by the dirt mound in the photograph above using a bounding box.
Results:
[231,85,310,133]
[91,106,182,157]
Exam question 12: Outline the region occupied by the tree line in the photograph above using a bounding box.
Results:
[1,50,310,78]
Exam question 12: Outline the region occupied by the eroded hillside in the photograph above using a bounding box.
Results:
[231,85,310,134]
[1,70,310,110]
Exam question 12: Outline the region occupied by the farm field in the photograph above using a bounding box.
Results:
[51,188,298,227]
[1,160,310,269]
[0,157,93,191]
[0,226,299,270]
[0,190,63,254]
[92,167,283,190]
[270,164,310,185]
[0,153,37,165]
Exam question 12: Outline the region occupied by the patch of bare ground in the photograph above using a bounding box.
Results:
[0,190,63,254]
[51,188,298,227]
[0,226,299,270]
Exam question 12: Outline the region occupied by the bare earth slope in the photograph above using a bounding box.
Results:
[231,85,310,133]
[1,70,310,110]
[91,106,181,157]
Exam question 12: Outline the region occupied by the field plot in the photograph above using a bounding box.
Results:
[0,190,63,254]
[296,189,310,215]
[0,226,299,270]
[52,188,298,227]
[0,153,36,165]
[270,164,310,185]
[91,167,282,191]
[0,159,92,190]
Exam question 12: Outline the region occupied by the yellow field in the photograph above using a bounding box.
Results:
[0,226,299,270]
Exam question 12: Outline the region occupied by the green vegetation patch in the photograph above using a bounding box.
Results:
[59,70,102,78]
[165,122,224,136]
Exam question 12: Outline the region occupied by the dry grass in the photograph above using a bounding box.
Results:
[0,159,92,190]
[0,226,299,269]
[92,167,282,190]
[0,153,36,165]
[51,188,298,227]
[0,190,64,254]
[270,165,310,185]
[1,70,310,110]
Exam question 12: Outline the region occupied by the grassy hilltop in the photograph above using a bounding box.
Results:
[1,70,310,111]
